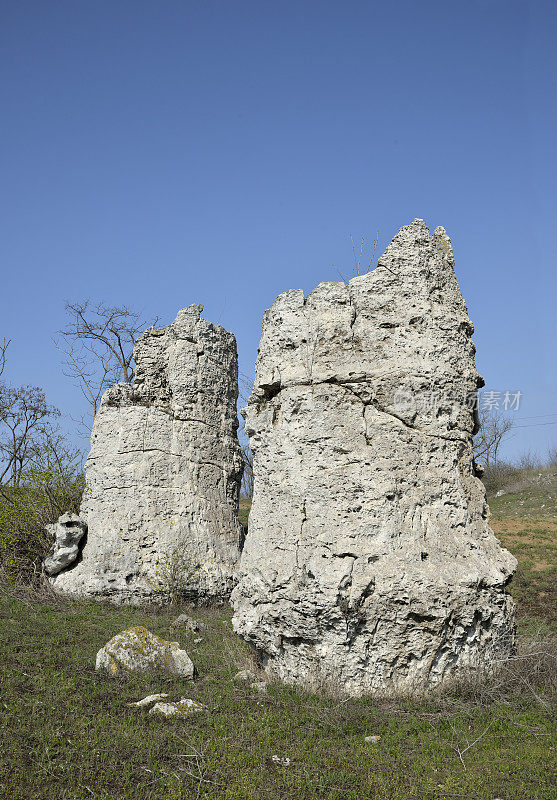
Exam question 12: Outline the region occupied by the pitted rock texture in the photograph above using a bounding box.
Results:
[148,698,204,717]
[51,305,243,602]
[95,627,194,678]
[232,219,517,696]
[44,513,87,576]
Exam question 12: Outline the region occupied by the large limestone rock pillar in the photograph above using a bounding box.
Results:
[231,220,517,696]
[52,305,243,603]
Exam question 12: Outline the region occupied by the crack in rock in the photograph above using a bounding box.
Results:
[232,219,517,697]
[50,305,244,604]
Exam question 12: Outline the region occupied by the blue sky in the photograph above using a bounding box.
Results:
[1,0,556,460]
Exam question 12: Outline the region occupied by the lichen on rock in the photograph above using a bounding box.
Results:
[95,626,195,678]
[148,698,204,717]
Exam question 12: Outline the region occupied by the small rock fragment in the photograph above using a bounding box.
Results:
[149,698,204,717]
[128,693,169,708]
[364,735,381,743]
[193,637,203,644]
[250,681,267,694]
[171,614,207,632]
[234,669,258,683]
[271,755,291,766]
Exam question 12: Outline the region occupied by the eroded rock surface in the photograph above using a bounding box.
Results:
[148,698,204,717]
[44,513,87,576]
[95,626,195,678]
[232,219,517,696]
[51,305,243,602]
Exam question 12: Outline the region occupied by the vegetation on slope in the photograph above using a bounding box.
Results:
[0,470,555,799]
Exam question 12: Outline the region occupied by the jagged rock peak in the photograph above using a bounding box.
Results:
[50,306,244,603]
[232,219,516,696]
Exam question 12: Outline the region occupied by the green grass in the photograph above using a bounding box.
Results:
[489,477,557,631]
[489,487,557,519]
[1,486,556,799]
[1,588,555,799]
[238,498,251,527]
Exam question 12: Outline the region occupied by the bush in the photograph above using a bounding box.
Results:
[445,632,557,710]
[481,461,519,495]
[148,545,201,605]
[0,467,84,585]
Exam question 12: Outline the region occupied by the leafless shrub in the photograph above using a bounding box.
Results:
[473,408,514,470]
[480,461,519,494]
[442,632,557,710]
[149,546,201,605]
[55,300,160,421]
[332,231,380,281]
[0,338,9,378]
[515,449,543,471]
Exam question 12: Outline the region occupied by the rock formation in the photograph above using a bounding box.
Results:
[51,305,243,602]
[44,513,87,576]
[231,219,517,696]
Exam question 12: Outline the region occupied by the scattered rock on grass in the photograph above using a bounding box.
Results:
[149,698,204,717]
[271,755,291,767]
[364,735,381,743]
[95,627,195,678]
[128,693,169,708]
[171,614,207,632]
[234,669,258,683]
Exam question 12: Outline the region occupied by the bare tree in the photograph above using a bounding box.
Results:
[473,408,514,469]
[238,372,254,498]
[332,230,380,282]
[0,384,60,488]
[0,338,9,378]
[240,444,254,498]
[55,301,160,417]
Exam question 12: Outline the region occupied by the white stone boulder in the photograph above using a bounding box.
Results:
[43,513,87,576]
[95,626,195,678]
[128,693,169,708]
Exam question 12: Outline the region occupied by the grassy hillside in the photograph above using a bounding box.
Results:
[1,477,555,800]
[489,469,557,631]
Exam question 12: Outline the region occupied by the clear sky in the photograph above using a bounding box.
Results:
[1,0,556,460]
